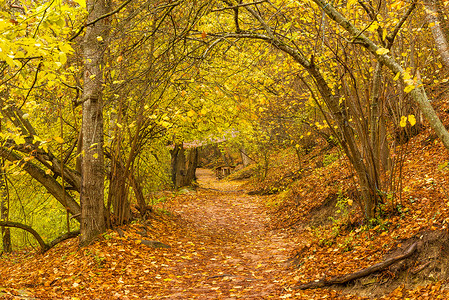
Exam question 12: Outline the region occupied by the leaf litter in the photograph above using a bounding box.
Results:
[4,111,449,299]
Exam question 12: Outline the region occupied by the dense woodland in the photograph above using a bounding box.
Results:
[2,0,449,298]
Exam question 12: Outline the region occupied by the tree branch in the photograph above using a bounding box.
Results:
[69,0,134,41]
[0,221,49,252]
[0,146,81,220]
[386,2,416,47]
[294,242,417,290]
[48,230,80,249]
[212,0,266,12]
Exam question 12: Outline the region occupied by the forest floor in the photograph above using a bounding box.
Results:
[2,154,449,299]
[0,168,336,299]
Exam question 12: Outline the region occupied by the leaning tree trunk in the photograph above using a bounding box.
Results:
[79,0,110,246]
[424,0,449,69]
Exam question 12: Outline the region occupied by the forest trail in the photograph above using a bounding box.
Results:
[155,168,301,299]
[0,169,321,300]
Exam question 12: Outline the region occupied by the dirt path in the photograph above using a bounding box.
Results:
[0,169,317,300]
[155,168,300,299]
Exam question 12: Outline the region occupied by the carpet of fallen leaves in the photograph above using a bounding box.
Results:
[245,96,449,299]
[0,168,352,299]
[5,108,449,299]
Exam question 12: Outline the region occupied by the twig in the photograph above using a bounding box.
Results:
[19,61,42,109]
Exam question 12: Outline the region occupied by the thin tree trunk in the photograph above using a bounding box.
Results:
[79,0,110,246]
[0,168,11,253]
[130,172,147,216]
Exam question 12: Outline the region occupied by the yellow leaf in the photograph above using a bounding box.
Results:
[376,48,389,55]
[347,0,357,8]
[347,199,353,206]
[160,121,171,128]
[54,136,64,144]
[400,116,407,127]
[408,115,416,126]
[404,85,415,93]
[73,0,86,8]
[93,153,99,159]
[33,135,42,143]
[367,21,379,32]
[187,110,195,117]
[403,70,411,80]
[116,55,123,63]
[393,72,400,81]
[45,169,52,175]
[96,36,103,42]
[59,52,67,65]
[14,136,26,145]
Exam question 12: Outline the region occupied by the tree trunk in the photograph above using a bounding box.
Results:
[0,146,81,220]
[185,147,199,184]
[240,148,252,167]
[130,172,147,217]
[79,0,110,246]
[107,157,130,226]
[0,171,11,253]
[425,0,449,68]
[170,143,186,189]
[237,5,380,219]
[170,144,198,189]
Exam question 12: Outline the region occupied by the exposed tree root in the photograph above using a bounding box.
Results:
[293,242,418,290]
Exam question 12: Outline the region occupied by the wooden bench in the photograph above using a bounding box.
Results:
[214,166,235,179]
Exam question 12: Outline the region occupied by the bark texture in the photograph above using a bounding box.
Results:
[424,0,449,68]
[170,144,199,189]
[80,0,110,246]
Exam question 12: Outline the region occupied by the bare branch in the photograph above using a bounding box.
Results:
[386,2,416,47]
[212,0,267,12]
[69,0,134,41]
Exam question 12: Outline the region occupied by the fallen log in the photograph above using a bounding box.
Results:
[293,242,418,290]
